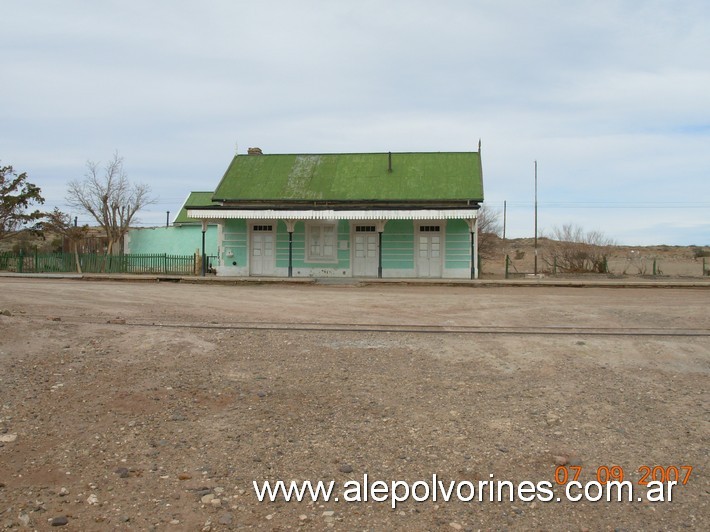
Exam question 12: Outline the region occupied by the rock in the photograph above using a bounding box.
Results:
[322,510,335,517]
[210,498,222,507]
[218,513,233,525]
[47,316,62,322]
[0,309,11,316]
[115,467,130,478]
[449,523,463,530]
[568,456,583,467]
[170,412,187,421]
[59,487,69,496]
[18,513,30,527]
[201,494,215,504]
[545,413,561,426]
[50,516,69,526]
[86,493,98,505]
[338,464,353,474]
[107,318,126,325]
[554,455,568,466]
[0,434,17,443]
[178,473,192,480]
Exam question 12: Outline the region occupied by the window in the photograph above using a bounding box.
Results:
[355,225,376,232]
[419,225,441,232]
[252,225,273,232]
[306,223,337,262]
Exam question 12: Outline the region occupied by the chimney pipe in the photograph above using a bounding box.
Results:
[247,147,263,155]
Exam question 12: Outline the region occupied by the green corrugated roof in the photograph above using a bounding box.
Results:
[213,152,483,202]
[173,191,218,224]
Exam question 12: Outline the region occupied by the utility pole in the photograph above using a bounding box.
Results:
[503,200,507,240]
[534,161,538,276]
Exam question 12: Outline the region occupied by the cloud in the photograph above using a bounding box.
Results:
[1,0,708,244]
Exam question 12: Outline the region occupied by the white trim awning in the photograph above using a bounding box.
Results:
[187,208,478,220]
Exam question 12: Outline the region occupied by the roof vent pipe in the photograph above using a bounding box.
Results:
[388,151,392,173]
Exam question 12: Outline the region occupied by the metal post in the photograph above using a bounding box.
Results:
[166,211,170,227]
[201,220,207,277]
[534,160,538,276]
[503,200,507,240]
[377,231,383,278]
[472,218,479,279]
[470,232,475,279]
[505,255,509,279]
[288,231,293,277]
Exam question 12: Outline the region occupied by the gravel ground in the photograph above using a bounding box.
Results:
[0,279,708,531]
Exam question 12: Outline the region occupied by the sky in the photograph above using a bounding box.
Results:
[2,0,709,246]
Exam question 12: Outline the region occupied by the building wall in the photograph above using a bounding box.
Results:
[125,225,218,256]
[220,219,248,275]
[382,220,415,276]
[215,218,474,278]
[445,219,473,278]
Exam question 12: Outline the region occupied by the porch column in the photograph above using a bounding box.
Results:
[468,217,479,280]
[375,220,386,279]
[285,220,296,278]
[201,219,208,277]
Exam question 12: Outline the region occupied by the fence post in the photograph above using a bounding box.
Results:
[164,253,167,274]
[653,259,657,276]
[505,255,509,279]
[34,247,38,272]
[553,256,557,275]
[18,250,24,273]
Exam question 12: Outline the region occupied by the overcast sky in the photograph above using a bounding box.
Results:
[2,0,708,245]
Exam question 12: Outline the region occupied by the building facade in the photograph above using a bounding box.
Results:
[186,148,484,279]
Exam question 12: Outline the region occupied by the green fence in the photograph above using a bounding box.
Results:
[0,252,197,275]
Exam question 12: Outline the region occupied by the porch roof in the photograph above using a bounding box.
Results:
[187,208,478,220]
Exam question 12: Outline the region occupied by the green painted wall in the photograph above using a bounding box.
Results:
[222,219,248,267]
[276,220,350,269]
[445,219,471,269]
[382,220,414,270]
[126,225,218,256]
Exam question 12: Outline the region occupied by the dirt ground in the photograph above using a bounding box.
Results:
[0,279,708,531]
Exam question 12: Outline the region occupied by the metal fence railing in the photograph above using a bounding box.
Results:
[0,252,197,275]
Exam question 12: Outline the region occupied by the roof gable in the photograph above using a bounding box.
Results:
[213,151,483,202]
[173,191,218,224]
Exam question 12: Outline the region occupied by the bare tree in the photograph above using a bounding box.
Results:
[476,204,502,256]
[66,152,154,255]
[542,223,615,273]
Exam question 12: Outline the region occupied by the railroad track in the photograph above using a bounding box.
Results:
[42,316,710,337]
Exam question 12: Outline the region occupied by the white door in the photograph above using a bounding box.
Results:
[417,225,442,278]
[353,225,378,277]
[250,225,275,276]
